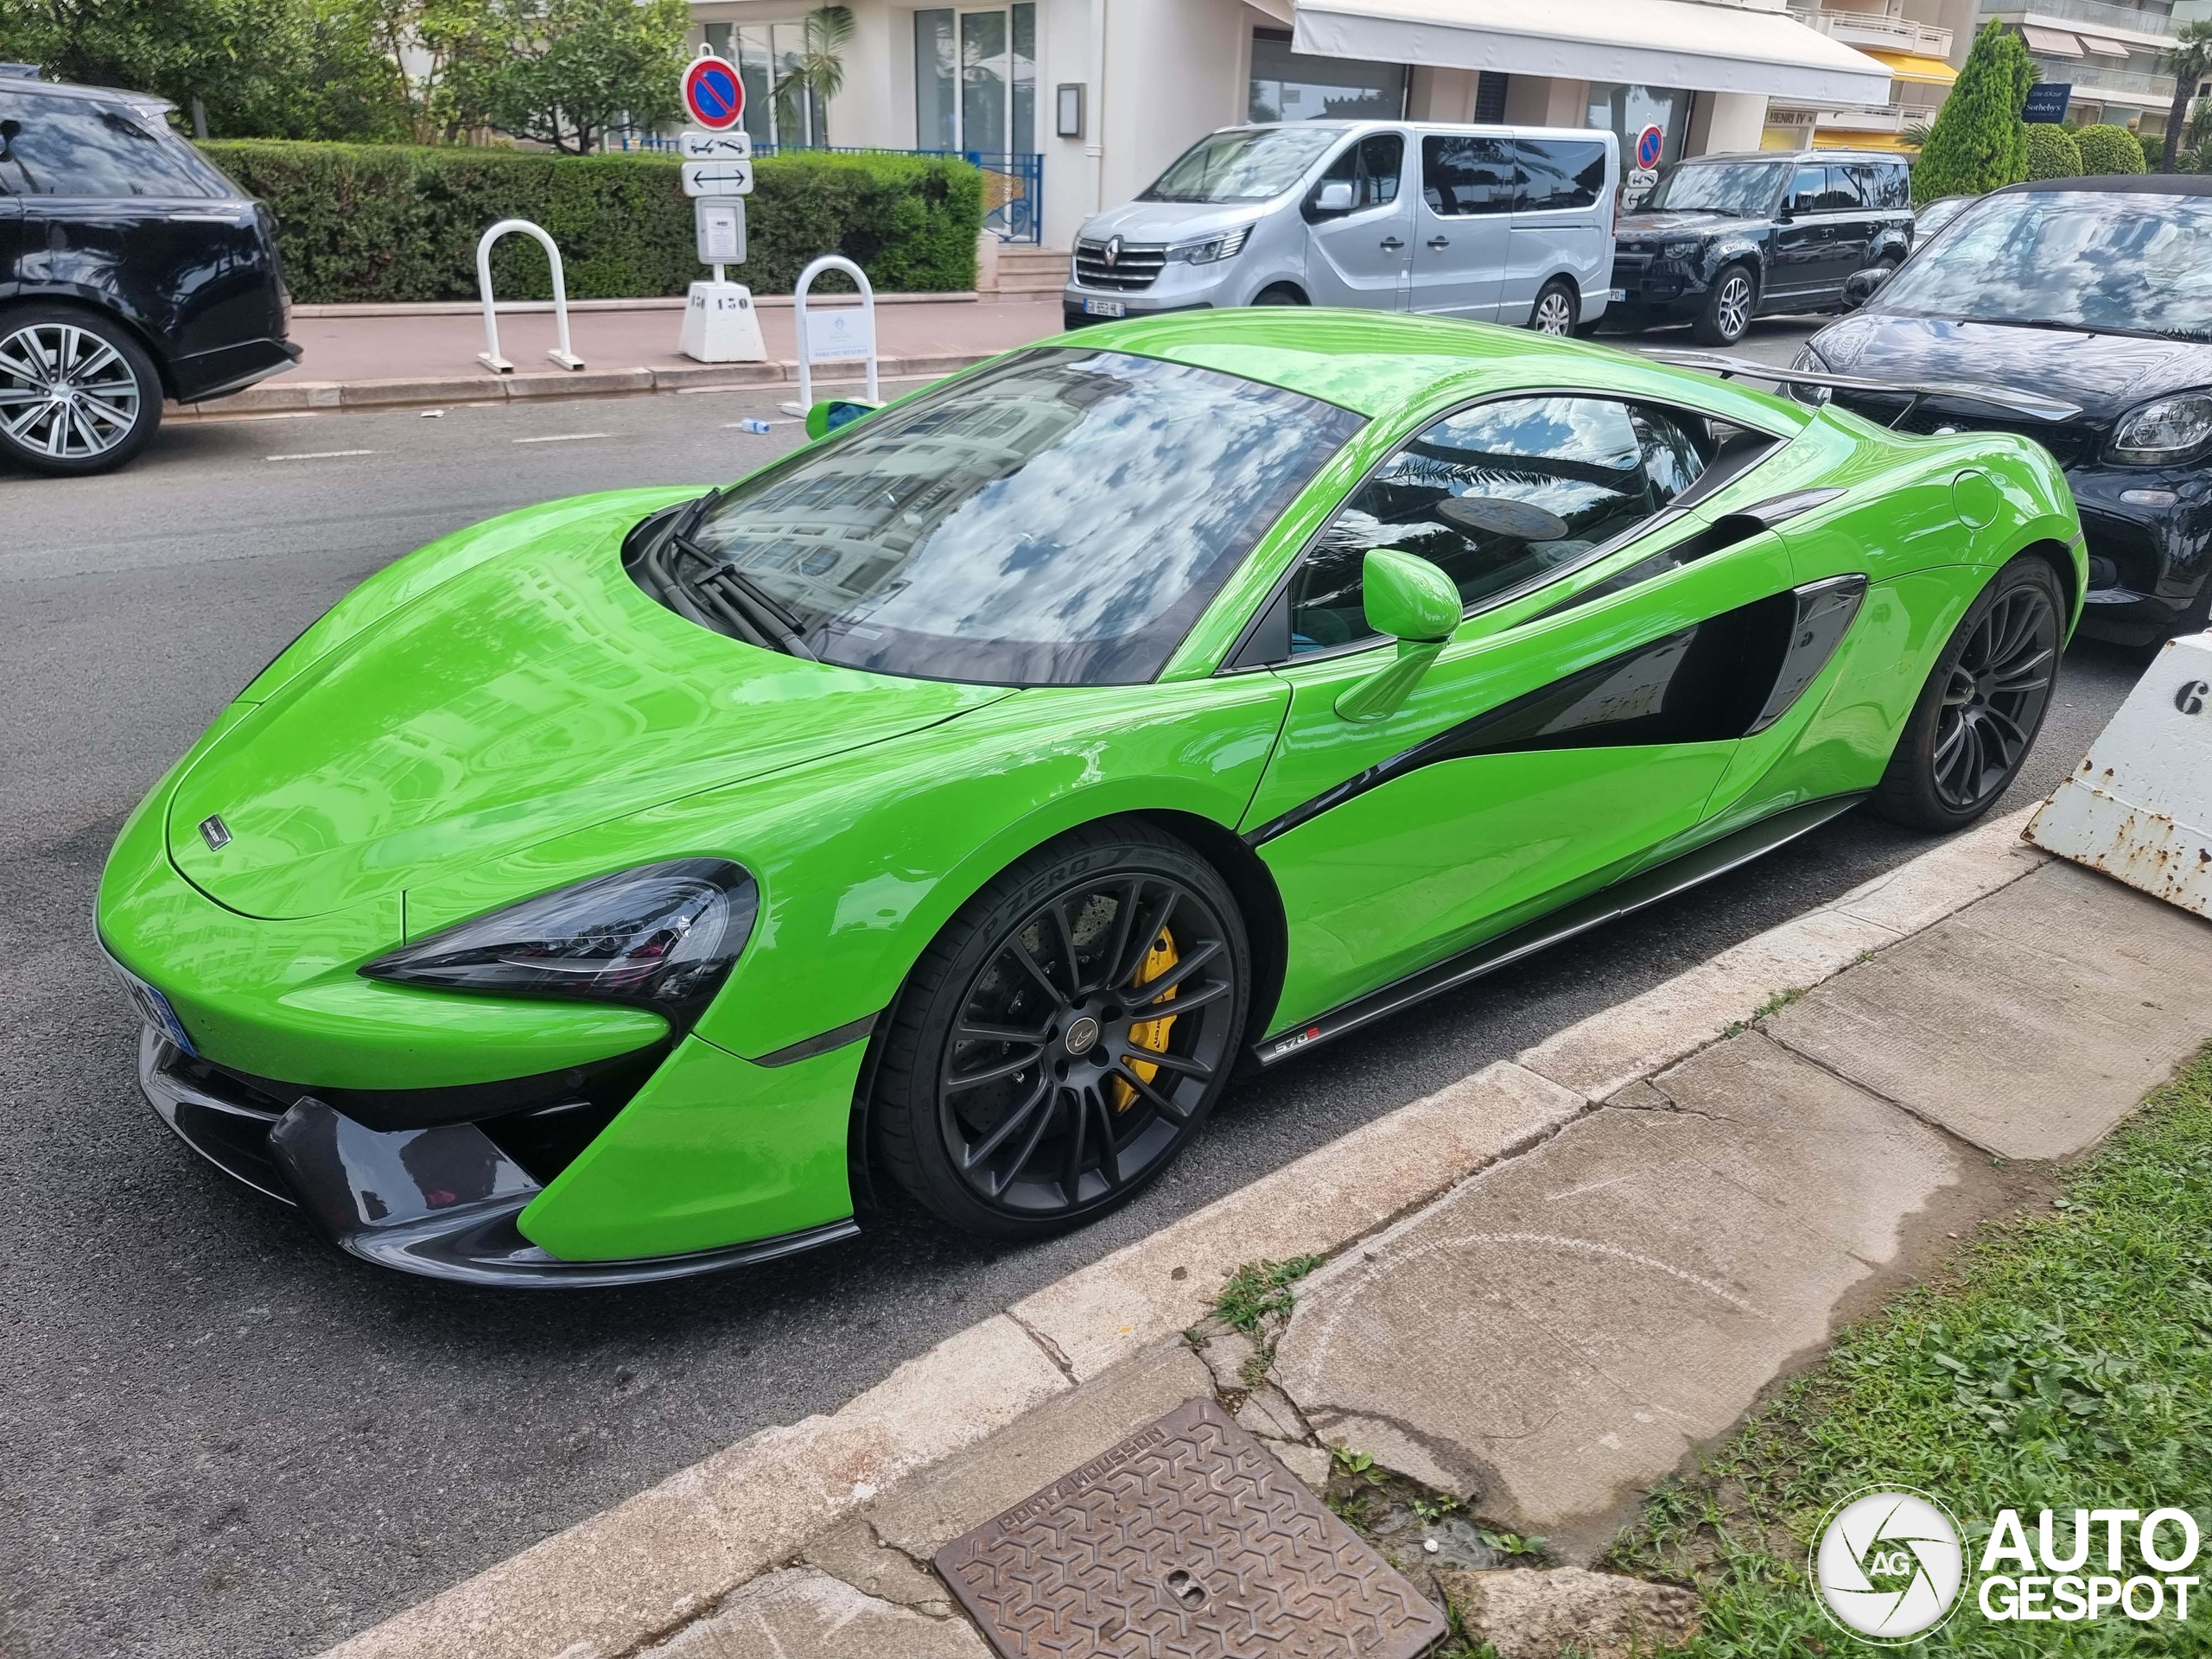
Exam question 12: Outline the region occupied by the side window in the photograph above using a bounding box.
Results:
[1876,162,1911,209]
[1515,140,1606,212]
[1287,397,1707,652]
[1817,165,1865,213]
[1421,134,1511,216]
[0,92,217,198]
[1784,165,1825,217]
[1314,132,1404,213]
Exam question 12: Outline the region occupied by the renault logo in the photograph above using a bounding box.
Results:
[1103,235,1122,270]
[199,815,232,851]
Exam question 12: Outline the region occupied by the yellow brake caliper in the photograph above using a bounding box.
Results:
[1108,929,1179,1113]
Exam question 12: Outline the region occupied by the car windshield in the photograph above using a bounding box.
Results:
[1139,126,1341,203]
[680,348,1364,685]
[1643,161,1782,217]
[1876,190,2212,340]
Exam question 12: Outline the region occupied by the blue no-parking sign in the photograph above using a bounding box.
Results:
[683,54,744,130]
[1636,124,1665,171]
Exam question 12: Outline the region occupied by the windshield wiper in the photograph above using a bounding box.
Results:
[671,526,818,660]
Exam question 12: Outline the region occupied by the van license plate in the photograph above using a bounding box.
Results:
[1083,298,1126,318]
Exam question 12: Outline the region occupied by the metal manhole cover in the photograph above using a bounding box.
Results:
[934,1396,1447,1658]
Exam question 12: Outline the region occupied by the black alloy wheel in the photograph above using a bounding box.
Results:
[1873,555,2063,830]
[871,823,1249,1238]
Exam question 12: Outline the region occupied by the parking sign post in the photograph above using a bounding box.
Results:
[675,48,766,365]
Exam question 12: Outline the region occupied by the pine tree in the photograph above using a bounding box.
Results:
[1911,22,2036,202]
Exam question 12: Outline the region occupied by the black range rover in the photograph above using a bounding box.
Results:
[1608,150,1913,346]
[0,73,298,474]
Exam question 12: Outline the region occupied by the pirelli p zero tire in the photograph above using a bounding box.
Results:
[1691,264,1757,346]
[869,820,1250,1240]
[0,304,162,476]
[1872,554,2065,833]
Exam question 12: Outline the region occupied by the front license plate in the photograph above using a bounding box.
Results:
[106,952,197,1056]
[1083,298,1126,318]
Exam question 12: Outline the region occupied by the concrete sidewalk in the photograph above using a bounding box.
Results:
[176,294,1067,418]
[321,808,2212,1659]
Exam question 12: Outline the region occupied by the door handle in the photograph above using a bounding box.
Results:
[1380,236,1405,251]
[1427,236,1450,249]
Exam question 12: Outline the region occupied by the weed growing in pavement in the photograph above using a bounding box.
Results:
[1478,1529,1548,1561]
[1605,1047,2212,1656]
[1212,1255,1325,1335]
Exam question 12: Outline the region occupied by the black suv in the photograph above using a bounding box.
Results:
[1608,150,1913,346]
[0,74,297,474]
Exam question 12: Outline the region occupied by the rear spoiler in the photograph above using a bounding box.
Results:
[1643,348,2084,427]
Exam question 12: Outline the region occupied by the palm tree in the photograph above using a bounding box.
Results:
[2159,18,2212,172]
[773,4,853,148]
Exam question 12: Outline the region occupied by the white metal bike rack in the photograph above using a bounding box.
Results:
[791,254,879,410]
[475,219,586,374]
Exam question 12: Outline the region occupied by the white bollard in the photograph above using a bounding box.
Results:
[791,254,879,412]
[680,280,766,364]
[475,219,585,374]
[2027,629,2212,917]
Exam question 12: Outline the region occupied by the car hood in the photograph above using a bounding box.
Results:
[1078,199,1267,245]
[1616,209,1764,242]
[1808,314,2212,428]
[166,494,1009,921]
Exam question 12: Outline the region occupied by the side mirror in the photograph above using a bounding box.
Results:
[1336,549,1461,721]
[1841,266,1893,309]
[1314,180,1355,213]
[805,398,880,441]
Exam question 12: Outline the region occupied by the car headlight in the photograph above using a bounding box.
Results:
[2111,395,2212,464]
[1662,239,1702,260]
[1166,226,1252,265]
[1788,345,1833,406]
[362,858,758,1020]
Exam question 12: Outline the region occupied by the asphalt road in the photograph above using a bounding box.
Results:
[0,321,2149,1659]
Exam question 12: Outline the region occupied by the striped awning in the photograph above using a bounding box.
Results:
[2020,23,2085,55]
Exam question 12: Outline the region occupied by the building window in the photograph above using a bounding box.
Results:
[1249,29,1409,123]
[1474,71,1510,124]
[707,22,825,147]
[915,5,1036,154]
[1586,83,1690,172]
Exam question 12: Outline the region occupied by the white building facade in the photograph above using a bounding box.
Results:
[686,0,1891,251]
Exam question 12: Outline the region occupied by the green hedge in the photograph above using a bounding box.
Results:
[2072,122,2147,175]
[195,141,982,303]
[2024,123,2083,179]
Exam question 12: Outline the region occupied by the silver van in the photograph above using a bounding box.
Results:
[1065,120,1619,334]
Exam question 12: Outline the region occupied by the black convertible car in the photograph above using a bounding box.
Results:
[1801,176,2212,645]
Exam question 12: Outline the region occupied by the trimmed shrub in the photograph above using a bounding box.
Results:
[2074,123,2147,175]
[2024,123,2083,179]
[1911,22,2036,203]
[196,141,982,303]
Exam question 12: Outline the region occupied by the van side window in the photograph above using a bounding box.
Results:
[1515,140,1606,212]
[1422,135,1511,215]
[1286,397,1703,651]
[0,92,218,199]
[1314,132,1404,213]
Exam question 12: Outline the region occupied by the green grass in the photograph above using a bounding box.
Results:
[1212,1255,1325,1336]
[1605,1049,2212,1655]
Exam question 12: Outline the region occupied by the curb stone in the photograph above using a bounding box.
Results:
[319,806,2048,1659]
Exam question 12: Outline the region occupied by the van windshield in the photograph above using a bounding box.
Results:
[1643,161,1783,217]
[1139,126,1341,203]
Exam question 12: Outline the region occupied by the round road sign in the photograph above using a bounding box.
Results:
[683,54,744,130]
[1636,124,1665,170]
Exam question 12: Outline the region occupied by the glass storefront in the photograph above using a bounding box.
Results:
[702,21,825,148]
[1586,82,1692,174]
[914,5,1037,154]
[1249,30,1409,124]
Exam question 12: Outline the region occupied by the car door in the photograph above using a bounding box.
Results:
[1502,136,1611,323]
[1303,130,1414,310]
[1238,394,1801,1030]
[1767,162,1833,305]
[1411,132,1510,320]
[1817,163,1874,293]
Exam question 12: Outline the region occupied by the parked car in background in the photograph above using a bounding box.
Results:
[1065,120,1618,336]
[1608,150,1914,345]
[1914,194,1974,243]
[1801,176,2212,644]
[0,75,297,475]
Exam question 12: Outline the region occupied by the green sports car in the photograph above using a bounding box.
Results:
[98,311,2082,1285]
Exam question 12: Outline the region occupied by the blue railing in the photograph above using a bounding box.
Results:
[611,136,1043,244]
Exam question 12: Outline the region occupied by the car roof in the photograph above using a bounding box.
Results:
[1991,173,2212,197]
[1067,308,1808,432]
[1671,149,1903,166]
[0,75,174,117]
